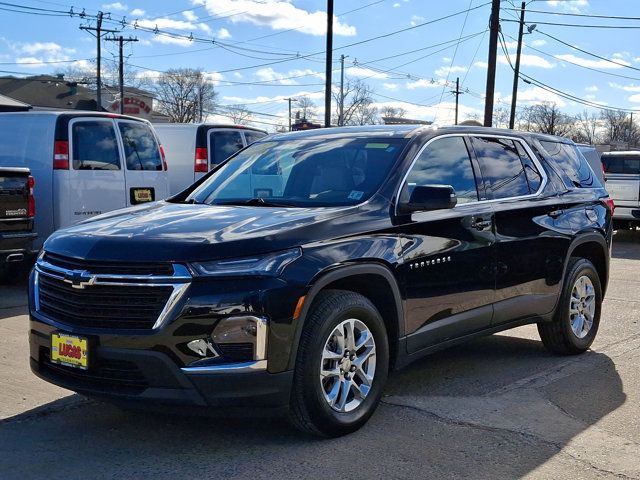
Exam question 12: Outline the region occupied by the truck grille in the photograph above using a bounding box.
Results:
[35,252,191,331]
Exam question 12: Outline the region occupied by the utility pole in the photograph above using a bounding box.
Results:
[106,36,138,115]
[80,12,119,111]
[509,1,526,129]
[451,77,463,125]
[324,0,334,128]
[484,0,501,127]
[286,98,297,131]
[339,54,348,126]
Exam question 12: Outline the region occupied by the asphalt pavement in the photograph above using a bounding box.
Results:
[1,232,639,479]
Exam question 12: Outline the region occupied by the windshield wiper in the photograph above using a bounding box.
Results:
[215,198,296,207]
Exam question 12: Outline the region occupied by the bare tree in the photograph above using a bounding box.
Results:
[332,79,377,126]
[572,109,601,144]
[380,106,406,119]
[522,102,574,136]
[153,68,218,123]
[226,104,252,125]
[295,96,317,121]
[492,107,510,129]
[600,109,638,146]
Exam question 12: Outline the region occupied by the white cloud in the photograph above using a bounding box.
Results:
[151,35,193,47]
[137,18,198,31]
[406,78,441,90]
[393,2,401,7]
[102,2,127,11]
[216,28,232,39]
[473,61,488,69]
[233,72,243,79]
[346,67,389,79]
[199,23,212,34]
[254,67,323,85]
[14,42,76,67]
[531,39,547,47]
[130,8,145,16]
[183,11,198,21]
[585,85,598,92]
[608,82,640,92]
[499,54,555,69]
[434,65,466,77]
[204,71,223,86]
[19,42,71,55]
[197,0,356,37]
[410,15,425,27]
[629,94,640,103]
[555,54,630,69]
[546,0,589,14]
[514,86,566,107]
[383,83,399,91]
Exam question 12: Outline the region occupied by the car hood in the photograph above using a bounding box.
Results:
[44,201,358,263]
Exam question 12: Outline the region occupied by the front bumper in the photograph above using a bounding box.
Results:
[29,323,293,409]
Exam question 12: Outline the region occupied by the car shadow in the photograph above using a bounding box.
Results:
[0,334,626,479]
[612,228,640,260]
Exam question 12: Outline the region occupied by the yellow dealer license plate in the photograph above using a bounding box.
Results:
[51,333,88,370]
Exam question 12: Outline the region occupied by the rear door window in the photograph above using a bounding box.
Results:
[71,121,120,170]
[602,155,640,174]
[209,130,244,166]
[539,141,600,188]
[406,136,480,204]
[118,122,162,171]
[471,137,530,199]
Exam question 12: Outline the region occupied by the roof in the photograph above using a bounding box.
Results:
[268,124,574,144]
[601,150,640,156]
[0,93,30,111]
[152,122,267,133]
[0,110,150,123]
[0,76,101,111]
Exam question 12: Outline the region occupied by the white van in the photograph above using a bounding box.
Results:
[0,111,170,250]
[601,151,640,229]
[152,123,267,194]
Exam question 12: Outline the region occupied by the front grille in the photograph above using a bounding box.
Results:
[38,275,173,330]
[41,349,148,394]
[43,252,174,276]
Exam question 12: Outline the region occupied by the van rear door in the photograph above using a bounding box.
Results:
[116,120,168,206]
[63,118,125,227]
[602,155,640,207]
[206,129,245,176]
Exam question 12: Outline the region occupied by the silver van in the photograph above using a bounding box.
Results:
[601,151,640,229]
[152,123,267,194]
[0,111,170,250]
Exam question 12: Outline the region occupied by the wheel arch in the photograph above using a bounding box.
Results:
[287,263,405,371]
[565,233,610,297]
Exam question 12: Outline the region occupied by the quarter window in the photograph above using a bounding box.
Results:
[118,122,163,171]
[72,121,120,170]
[472,137,530,199]
[539,141,600,188]
[244,131,267,145]
[514,141,542,192]
[406,136,479,204]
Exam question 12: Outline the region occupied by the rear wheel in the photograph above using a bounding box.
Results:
[289,289,389,437]
[538,257,602,355]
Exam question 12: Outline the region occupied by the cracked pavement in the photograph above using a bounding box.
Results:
[1,231,639,479]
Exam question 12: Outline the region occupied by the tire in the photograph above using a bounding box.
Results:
[538,257,602,355]
[289,289,389,437]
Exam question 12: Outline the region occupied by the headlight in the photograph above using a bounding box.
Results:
[190,248,301,277]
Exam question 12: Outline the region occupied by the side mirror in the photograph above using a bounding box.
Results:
[399,185,457,214]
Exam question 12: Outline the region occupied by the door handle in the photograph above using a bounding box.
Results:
[548,209,564,219]
[471,218,492,230]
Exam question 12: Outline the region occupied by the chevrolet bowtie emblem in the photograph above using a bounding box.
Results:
[62,270,95,289]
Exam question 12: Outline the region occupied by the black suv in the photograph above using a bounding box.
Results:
[29,125,612,436]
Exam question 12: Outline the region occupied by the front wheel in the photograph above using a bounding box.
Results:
[538,257,602,355]
[289,289,389,437]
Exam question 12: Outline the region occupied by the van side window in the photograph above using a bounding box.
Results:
[209,131,244,166]
[538,141,600,188]
[72,121,120,170]
[407,136,479,204]
[118,122,162,171]
[472,137,530,199]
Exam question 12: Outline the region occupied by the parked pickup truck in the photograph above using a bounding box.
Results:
[601,151,640,229]
[0,166,36,279]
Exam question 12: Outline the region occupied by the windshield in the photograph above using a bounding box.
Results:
[186,136,408,207]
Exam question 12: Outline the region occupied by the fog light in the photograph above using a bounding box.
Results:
[212,316,268,361]
[187,338,219,358]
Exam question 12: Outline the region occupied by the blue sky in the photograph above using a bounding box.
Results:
[1,0,640,130]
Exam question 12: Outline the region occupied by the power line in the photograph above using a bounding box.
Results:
[501,17,640,29]
[502,7,640,21]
